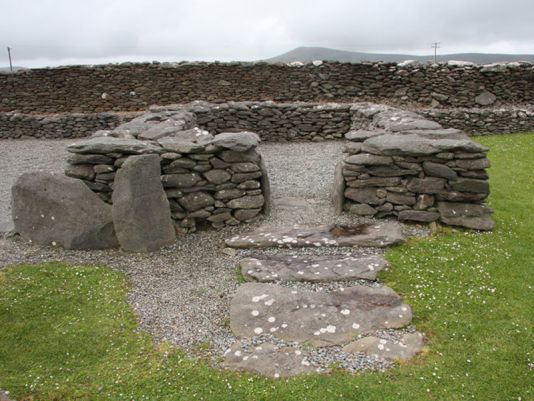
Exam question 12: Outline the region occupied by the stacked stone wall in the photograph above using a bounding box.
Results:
[3,102,534,140]
[2,61,534,114]
[335,103,494,230]
[64,106,269,234]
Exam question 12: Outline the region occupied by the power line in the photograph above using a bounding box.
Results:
[7,46,13,72]
[431,42,440,63]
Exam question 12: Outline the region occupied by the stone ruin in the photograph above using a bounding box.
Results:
[11,105,270,251]
[333,103,494,231]
[10,101,493,253]
[6,100,498,377]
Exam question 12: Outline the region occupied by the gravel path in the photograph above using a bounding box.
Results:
[0,139,424,373]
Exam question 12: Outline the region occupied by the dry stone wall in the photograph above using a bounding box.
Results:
[334,103,494,231]
[2,61,534,114]
[2,102,534,140]
[0,111,141,139]
[65,106,270,235]
[417,107,534,134]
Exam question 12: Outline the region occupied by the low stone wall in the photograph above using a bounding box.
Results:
[417,107,534,135]
[65,107,269,234]
[2,102,533,141]
[193,101,351,141]
[334,103,494,231]
[0,112,140,139]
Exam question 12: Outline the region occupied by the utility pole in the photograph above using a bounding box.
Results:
[431,42,440,64]
[7,46,13,72]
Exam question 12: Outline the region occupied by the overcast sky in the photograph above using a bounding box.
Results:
[1,0,533,68]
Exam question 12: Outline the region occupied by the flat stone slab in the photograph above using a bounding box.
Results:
[343,332,424,361]
[67,137,161,155]
[362,133,488,156]
[240,254,388,282]
[225,222,405,249]
[222,342,315,378]
[230,283,412,347]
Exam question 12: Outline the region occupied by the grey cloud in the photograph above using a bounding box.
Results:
[1,0,533,67]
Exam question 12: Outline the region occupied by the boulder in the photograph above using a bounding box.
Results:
[11,172,118,249]
[212,131,260,151]
[112,155,175,252]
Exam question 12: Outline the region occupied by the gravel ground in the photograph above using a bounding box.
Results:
[0,139,427,374]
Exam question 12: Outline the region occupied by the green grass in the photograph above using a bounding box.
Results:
[1,133,533,401]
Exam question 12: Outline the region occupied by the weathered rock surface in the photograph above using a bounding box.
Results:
[225,222,405,249]
[333,161,346,215]
[0,390,15,401]
[343,332,424,360]
[211,131,260,151]
[345,129,386,142]
[240,254,388,282]
[222,342,315,378]
[67,137,161,155]
[437,202,495,231]
[362,133,488,156]
[157,128,213,153]
[112,155,175,252]
[11,172,118,249]
[230,283,412,346]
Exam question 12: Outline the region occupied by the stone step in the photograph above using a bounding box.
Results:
[222,341,315,378]
[225,222,405,249]
[342,332,424,361]
[230,283,412,347]
[240,254,388,282]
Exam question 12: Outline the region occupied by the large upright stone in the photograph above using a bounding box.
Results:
[112,155,175,252]
[11,172,118,249]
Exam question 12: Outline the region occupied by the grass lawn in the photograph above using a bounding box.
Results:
[0,133,533,401]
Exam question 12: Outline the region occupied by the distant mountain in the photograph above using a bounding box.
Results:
[265,46,534,64]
